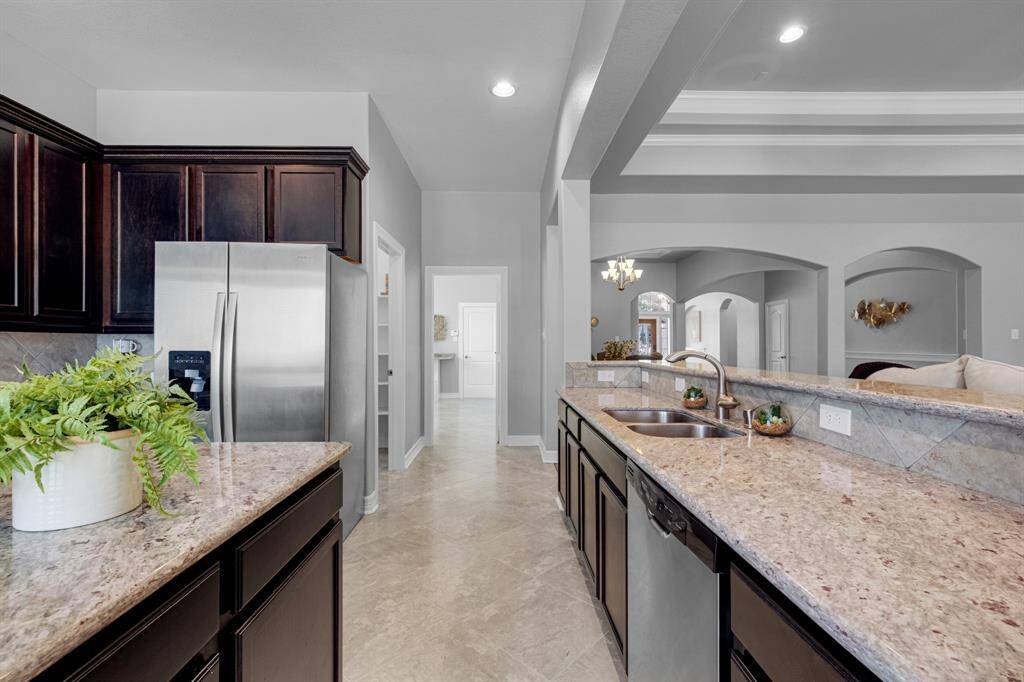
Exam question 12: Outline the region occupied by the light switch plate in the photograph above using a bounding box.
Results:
[1012,328,1021,340]
[641,370,650,383]
[675,377,685,392]
[819,403,852,436]
[598,370,615,383]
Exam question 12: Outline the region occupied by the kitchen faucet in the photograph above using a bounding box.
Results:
[664,350,741,420]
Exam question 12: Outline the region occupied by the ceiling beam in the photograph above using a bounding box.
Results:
[589,0,743,192]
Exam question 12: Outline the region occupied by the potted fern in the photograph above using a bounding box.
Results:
[0,348,206,531]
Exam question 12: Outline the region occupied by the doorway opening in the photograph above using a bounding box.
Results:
[634,290,674,357]
[424,266,509,447]
[369,223,406,513]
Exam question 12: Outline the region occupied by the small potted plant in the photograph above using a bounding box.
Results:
[751,402,793,437]
[682,385,707,409]
[0,348,207,531]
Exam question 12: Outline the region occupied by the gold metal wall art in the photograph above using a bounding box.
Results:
[851,299,911,328]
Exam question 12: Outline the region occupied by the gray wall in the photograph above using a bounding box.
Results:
[0,31,97,137]
[590,260,676,356]
[369,99,423,455]
[764,269,821,374]
[422,191,542,437]
[592,193,1024,372]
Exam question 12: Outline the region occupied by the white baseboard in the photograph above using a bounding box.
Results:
[439,392,461,399]
[503,434,549,461]
[404,436,426,468]
[542,449,558,464]
[363,489,379,515]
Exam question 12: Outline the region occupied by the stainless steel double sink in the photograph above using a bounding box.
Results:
[602,408,743,439]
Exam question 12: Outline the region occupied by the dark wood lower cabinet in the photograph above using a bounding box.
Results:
[40,464,343,682]
[579,450,599,581]
[598,477,628,653]
[234,521,342,682]
[557,422,568,510]
[567,434,581,535]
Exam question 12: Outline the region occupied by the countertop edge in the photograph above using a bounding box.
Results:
[558,389,906,682]
[577,360,1024,429]
[17,442,347,682]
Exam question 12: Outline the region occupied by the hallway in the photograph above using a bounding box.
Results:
[343,399,626,681]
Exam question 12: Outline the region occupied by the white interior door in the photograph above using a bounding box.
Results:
[460,303,497,398]
[765,299,790,372]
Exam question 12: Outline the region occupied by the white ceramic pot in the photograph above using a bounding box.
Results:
[12,429,142,532]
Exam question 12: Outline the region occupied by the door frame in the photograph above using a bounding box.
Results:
[765,298,790,373]
[370,222,406,485]
[424,266,509,447]
[458,301,498,399]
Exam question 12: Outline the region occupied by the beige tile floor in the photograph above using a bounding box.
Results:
[343,398,626,681]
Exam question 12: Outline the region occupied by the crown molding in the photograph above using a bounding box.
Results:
[642,133,1024,147]
[667,91,1024,117]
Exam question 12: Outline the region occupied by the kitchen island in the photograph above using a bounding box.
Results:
[0,441,349,682]
[558,387,1023,682]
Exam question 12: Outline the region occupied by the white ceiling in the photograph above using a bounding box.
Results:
[687,0,1024,92]
[0,0,585,191]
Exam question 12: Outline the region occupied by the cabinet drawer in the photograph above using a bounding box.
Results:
[565,405,582,439]
[557,398,568,425]
[730,566,851,682]
[73,565,219,682]
[236,468,342,610]
[234,521,342,682]
[580,421,626,497]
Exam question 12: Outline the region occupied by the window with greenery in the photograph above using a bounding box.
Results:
[637,291,673,313]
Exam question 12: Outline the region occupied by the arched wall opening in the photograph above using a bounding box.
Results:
[681,291,759,369]
[633,290,675,356]
[844,247,982,374]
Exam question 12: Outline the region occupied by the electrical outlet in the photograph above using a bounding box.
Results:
[1012,328,1021,341]
[675,377,685,392]
[819,403,852,436]
[598,370,615,383]
[641,370,650,383]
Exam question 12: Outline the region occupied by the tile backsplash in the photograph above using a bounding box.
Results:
[567,361,1023,505]
[0,332,98,381]
[0,333,155,382]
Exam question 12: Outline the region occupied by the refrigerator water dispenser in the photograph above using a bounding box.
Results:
[168,351,211,411]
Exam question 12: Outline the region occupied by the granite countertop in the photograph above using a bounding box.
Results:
[0,441,349,682]
[560,387,1024,682]
[575,360,1024,428]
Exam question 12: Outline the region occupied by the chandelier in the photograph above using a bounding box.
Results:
[600,257,643,291]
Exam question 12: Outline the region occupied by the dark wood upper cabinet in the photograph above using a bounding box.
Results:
[270,165,344,251]
[106,164,188,328]
[0,120,27,319]
[192,165,266,242]
[342,167,362,262]
[33,136,91,323]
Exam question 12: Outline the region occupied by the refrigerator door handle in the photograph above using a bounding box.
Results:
[210,292,227,442]
[223,292,239,442]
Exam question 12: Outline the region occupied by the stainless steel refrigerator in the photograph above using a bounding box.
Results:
[153,242,367,537]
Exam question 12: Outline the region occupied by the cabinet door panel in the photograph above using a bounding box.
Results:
[235,521,342,682]
[0,121,25,317]
[579,451,599,582]
[557,422,567,510]
[567,434,580,535]
[109,164,187,326]
[193,165,265,242]
[599,478,627,653]
[270,165,343,249]
[35,137,89,321]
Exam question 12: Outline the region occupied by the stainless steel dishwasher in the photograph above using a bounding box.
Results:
[627,460,726,681]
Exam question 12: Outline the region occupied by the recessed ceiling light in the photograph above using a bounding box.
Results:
[491,81,516,98]
[778,24,806,43]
